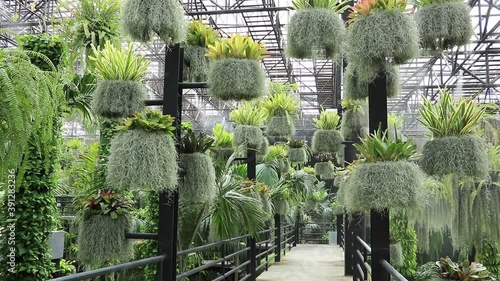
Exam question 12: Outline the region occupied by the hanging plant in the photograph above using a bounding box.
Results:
[206,34,269,101]
[418,91,489,178]
[77,191,133,266]
[183,20,219,82]
[286,0,348,59]
[262,82,299,137]
[414,0,473,52]
[89,42,149,118]
[179,130,217,204]
[341,98,368,140]
[390,241,404,267]
[344,63,401,100]
[346,0,419,71]
[106,110,178,192]
[287,139,307,163]
[211,123,234,159]
[230,102,267,148]
[16,33,67,71]
[312,110,344,153]
[122,0,186,44]
[345,128,424,213]
[257,137,270,163]
[315,161,335,177]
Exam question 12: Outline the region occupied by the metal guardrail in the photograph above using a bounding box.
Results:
[299,222,334,244]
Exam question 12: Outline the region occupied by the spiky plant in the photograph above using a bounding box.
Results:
[230,101,268,126]
[354,127,417,163]
[313,110,341,130]
[183,20,219,82]
[187,19,218,48]
[261,82,300,117]
[212,124,233,148]
[206,34,270,61]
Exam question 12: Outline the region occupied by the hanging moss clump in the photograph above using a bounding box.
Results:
[344,64,401,100]
[265,116,296,137]
[183,45,210,82]
[341,109,368,140]
[233,125,264,149]
[315,162,335,177]
[91,80,147,118]
[180,153,217,204]
[288,148,307,163]
[312,130,344,153]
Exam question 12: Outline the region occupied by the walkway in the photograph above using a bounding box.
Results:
[256,244,351,281]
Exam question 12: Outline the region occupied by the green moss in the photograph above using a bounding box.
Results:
[233,125,264,149]
[265,116,295,137]
[78,215,132,266]
[341,109,368,140]
[121,0,153,42]
[419,135,489,178]
[345,161,423,213]
[274,199,290,215]
[414,2,473,52]
[344,63,401,100]
[321,173,335,180]
[91,80,146,118]
[288,147,307,163]
[208,58,267,101]
[315,162,335,176]
[286,8,345,59]
[390,242,404,267]
[183,45,209,82]
[347,11,419,68]
[179,153,216,203]
[312,129,344,153]
[106,130,178,192]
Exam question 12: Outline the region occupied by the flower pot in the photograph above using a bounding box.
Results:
[345,161,423,213]
[347,11,419,68]
[328,231,337,245]
[344,63,400,100]
[233,125,264,149]
[287,8,345,59]
[265,116,295,137]
[314,162,335,177]
[390,242,404,267]
[414,1,473,51]
[107,130,178,192]
[312,130,343,153]
[48,231,65,260]
[179,153,217,203]
[288,147,307,163]
[183,45,209,82]
[91,80,146,118]
[208,58,267,101]
[78,215,132,266]
[419,135,489,178]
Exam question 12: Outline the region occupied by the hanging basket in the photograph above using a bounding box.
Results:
[183,45,209,82]
[345,161,423,213]
[208,58,267,101]
[347,11,419,68]
[265,116,295,137]
[344,64,401,100]
[288,147,307,163]
[419,135,489,178]
[286,8,345,59]
[180,153,216,203]
[312,130,344,153]
[78,215,132,266]
[233,125,264,149]
[122,0,186,44]
[415,1,473,52]
[91,80,146,118]
[341,109,368,140]
[314,162,335,176]
[106,130,178,192]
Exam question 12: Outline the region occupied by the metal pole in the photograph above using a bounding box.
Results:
[247,149,257,280]
[275,214,281,262]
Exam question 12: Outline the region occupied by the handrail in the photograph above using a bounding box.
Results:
[381,259,408,281]
[356,236,371,254]
[177,234,250,256]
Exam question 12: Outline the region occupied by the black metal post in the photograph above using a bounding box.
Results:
[294,213,299,247]
[274,214,281,262]
[368,72,390,281]
[247,149,257,281]
[336,215,343,246]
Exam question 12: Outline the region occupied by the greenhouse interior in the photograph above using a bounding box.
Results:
[0,0,499,280]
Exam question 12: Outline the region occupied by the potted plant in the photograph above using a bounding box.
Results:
[230,101,267,149]
[206,34,269,101]
[346,0,419,73]
[122,0,186,43]
[345,128,424,213]
[312,110,344,153]
[307,189,328,210]
[184,20,219,82]
[78,191,133,266]
[343,63,401,100]
[106,110,179,192]
[211,123,234,159]
[340,98,368,140]
[414,0,473,52]
[314,153,336,179]
[288,139,308,163]
[286,0,348,59]
[179,129,217,204]
[261,82,299,137]
[418,91,489,178]
[89,42,149,118]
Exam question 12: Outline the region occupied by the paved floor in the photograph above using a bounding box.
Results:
[256,244,352,281]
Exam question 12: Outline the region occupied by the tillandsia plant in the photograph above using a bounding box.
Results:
[287,0,349,59]
[288,139,308,163]
[206,34,269,100]
[106,109,179,192]
[418,91,490,178]
[341,98,368,139]
[230,102,266,148]
[180,130,215,154]
[437,257,496,280]
[312,110,344,153]
[346,0,419,73]
[344,63,401,98]
[345,128,424,213]
[262,82,299,137]
[184,19,219,82]
[89,41,150,118]
[414,0,473,52]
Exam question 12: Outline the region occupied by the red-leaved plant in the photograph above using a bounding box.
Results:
[84,190,133,219]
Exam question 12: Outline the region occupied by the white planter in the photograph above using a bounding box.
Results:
[328,231,337,244]
[48,231,65,260]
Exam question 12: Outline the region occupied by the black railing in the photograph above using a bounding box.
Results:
[299,222,334,244]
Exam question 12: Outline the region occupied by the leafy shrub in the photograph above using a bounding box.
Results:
[437,257,496,280]
[187,19,218,48]
[354,128,417,162]
[230,102,268,126]
[347,0,407,23]
[206,34,270,60]
[118,110,176,135]
[17,33,66,70]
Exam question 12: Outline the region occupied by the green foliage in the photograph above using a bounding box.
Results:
[315,161,335,176]
[354,128,417,162]
[437,257,496,280]
[343,63,401,99]
[119,109,176,135]
[314,110,341,130]
[82,190,133,219]
[212,124,233,148]
[63,73,96,122]
[308,189,329,202]
[418,91,485,138]
[416,262,442,281]
[180,153,217,203]
[286,8,346,59]
[414,1,473,51]
[90,41,150,81]
[17,33,66,70]
[478,241,500,278]
[233,125,264,149]
[58,259,77,276]
[183,44,210,82]
[230,102,268,126]
[293,0,350,11]
[390,213,418,278]
[206,34,270,60]
[261,83,299,117]
[187,19,218,48]
[302,166,315,174]
[265,116,296,137]
[347,0,408,22]
[106,129,178,192]
[390,242,404,267]
[289,139,306,148]
[91,80,147,118]
[208,58,267,100]
[180,130,215,154]
[312,129,344,153]
[341,109,368,139]
[133,192,158,280]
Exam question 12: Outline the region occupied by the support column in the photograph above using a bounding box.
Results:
[247,149,257,281]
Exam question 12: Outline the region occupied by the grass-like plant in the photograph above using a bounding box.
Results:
[212,124,233,148]
[354,128,417,162]
[206,34,269,61]
[288,139,305,148]
[187,19,218,48]
[180,153,217,203]
[312,110,343,153]
[261,82,299,117]
[314,110,341,130]
[230,102,267,126]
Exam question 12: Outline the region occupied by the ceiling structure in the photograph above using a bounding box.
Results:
[0,0,499,140]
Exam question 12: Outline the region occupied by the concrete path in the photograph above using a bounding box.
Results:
[256,244,352,281]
